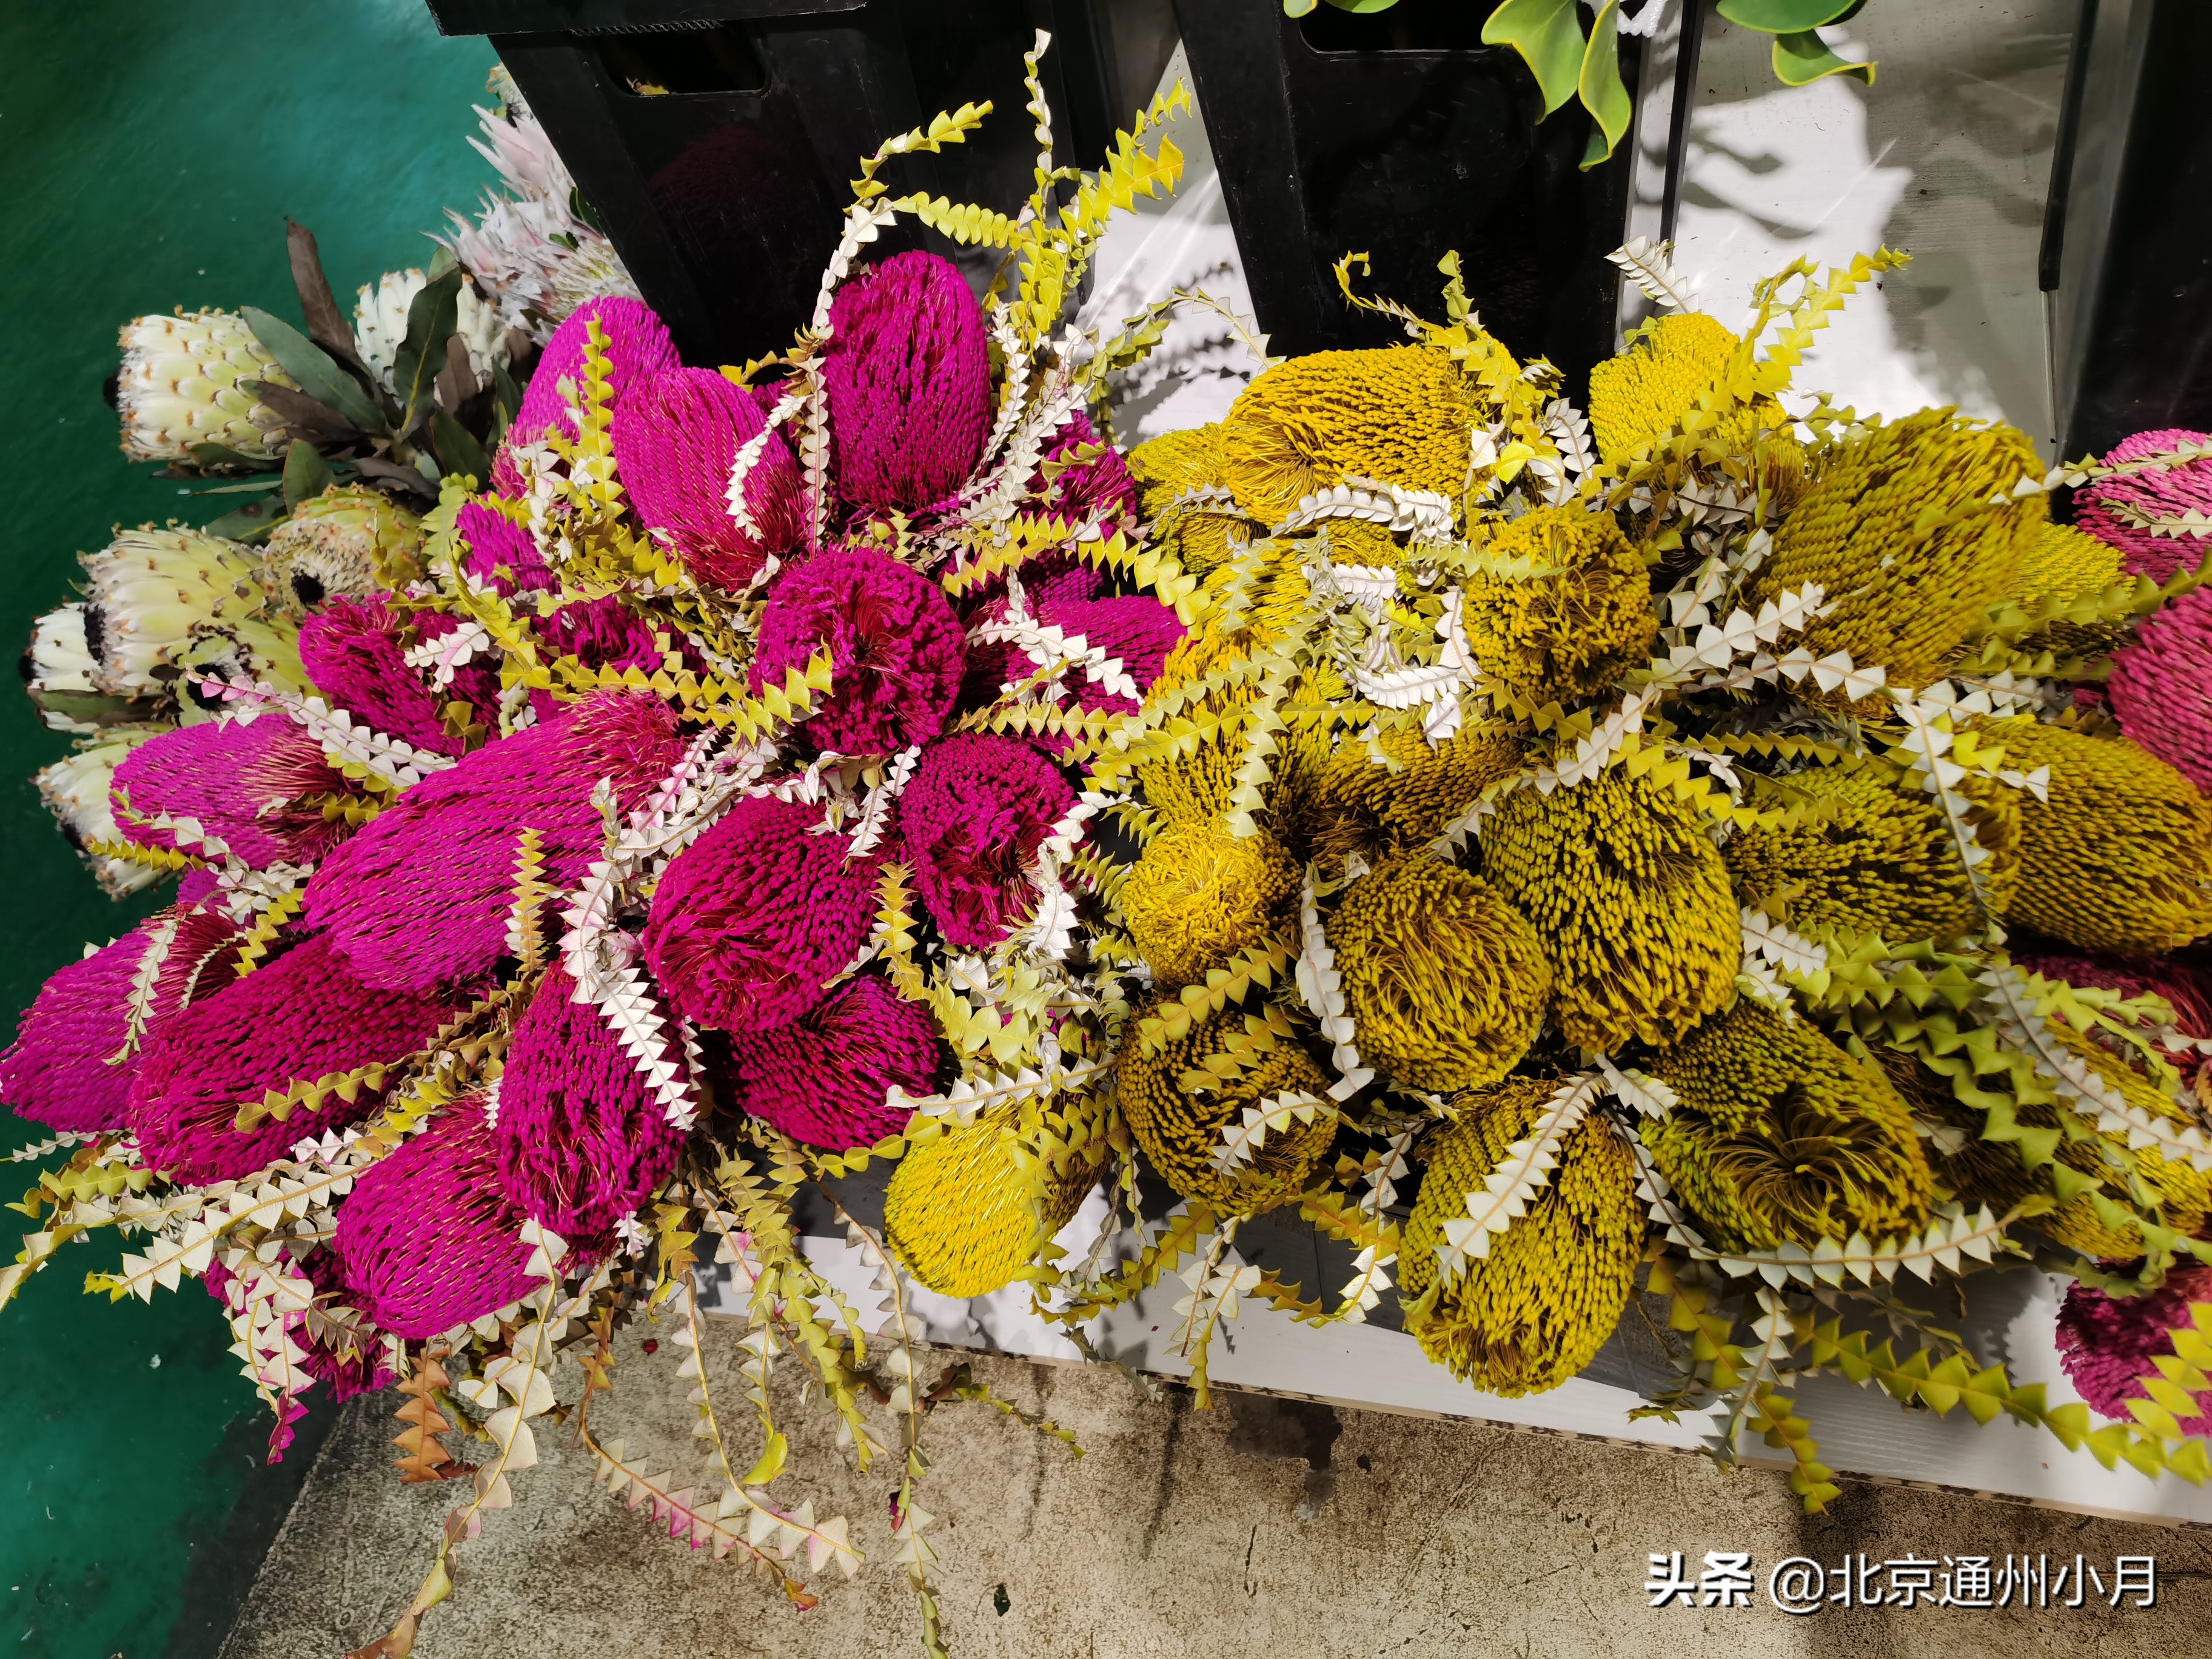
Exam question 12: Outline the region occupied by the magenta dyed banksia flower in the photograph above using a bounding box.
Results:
[304,692,686,991]
[333,1093,542,1341]
[2075,429,2212,585]
[2,907,246,1133]
[751,544,966,752]
[112,713,357,868]
[457,500,555,597]
[300,597,501,757]
[714,974,938,1149]
[128,934,458,1184]
[642,794,879,1032]
[2057,1267,2212,1435]
[611,366,804,592]
[494,964,686,1235]
[900,733,1075,948]
[508,296,679,452]
[825,251,990,514]
[1029,411,1139,529]
[2106,586,2212,793]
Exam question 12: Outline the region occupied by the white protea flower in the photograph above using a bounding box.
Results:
[352,267,512,395]
[22,605,127,735]
[79,525,278,698]
[116,309,298,462]
[36,728,170,897]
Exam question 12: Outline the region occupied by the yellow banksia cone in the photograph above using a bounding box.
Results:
[1122,821,1299,987]
[1325,854,1550,1093]
[1315,721,1524,852]
[1118,1000,1335,1212]
[1127,423,1249,572]
[1975,717,2212,952]
[1481,773,1739,1051]
[884,1099,1110,1298]
[1399,1078,1643,1395]
[2016,521,2131,654]
[1586,312,1775,464]
[1461,505,1657,706]
[1221,346,1481,525]
[1647,1000,1934,1252]
[1752,409,2045,703]
[1723,765,2020,946]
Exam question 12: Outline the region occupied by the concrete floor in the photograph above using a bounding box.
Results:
[218,1327,2210,1659]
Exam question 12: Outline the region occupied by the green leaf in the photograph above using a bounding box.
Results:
[1716,0,1863,28]
[1482,0,1587,116]
[431,408,491,486]
[1321,0,1402,10]
[201,500,283,543]
[283,438,333,510]
[1577,0,1633,170]
[1284,0,1316,12]
[389,267,464,443]
[240,306,383,433]
[1771,27,1875,85]
[186,443,279,474]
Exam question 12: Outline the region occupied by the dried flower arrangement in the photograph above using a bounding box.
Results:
[7,30,2212,1659]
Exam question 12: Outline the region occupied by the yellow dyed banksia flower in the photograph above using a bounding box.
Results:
[1127,423,1245,571]
[1647,1000,1934,1251]
[1122,821,1299,986]
[1325,855,1550,1093]
[1315,722,1524,852]
[883,1101,1108,1299]
[264,486,426,614]
[1399,1078,1643,1395]
[1586,312,1775,464]
[1752,409,2045,702]
[1460,505,1656,706]
[1118,1002,1335,1212]
[1723,765,2020,945]
[1481,773,1738,1051]
[1976,717,2212,953]
[1221,347,1481,524]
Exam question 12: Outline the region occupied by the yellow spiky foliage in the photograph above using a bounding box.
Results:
[1118,1000,1335,1212]
[1398,1078,1643,1395]
[1121,821,1299,987]
[1647,1000,1935,1252]
[1480,773,1739,1051]
[1972,718,2212,953]
[1324,854,1551,1093]
[1751,409,2045,703]
[1586,312,1781,464]
[1127,423,1247,572]
[1460,505,1656,706]
[883,1099,1109,1298]
[1219,347,1483,525]
[1313,721,1525,851]
[1722,764,2021,945]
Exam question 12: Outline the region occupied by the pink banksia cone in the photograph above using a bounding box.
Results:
[825,251,990,514]
[457,500,555,597]
[961,571,1185,728]
[494,964,686,1234]
[112,713,358,868]
[2075,429,2212,585]
[2057,1266,2212,1435]
[128,934,458,1184]
[751,544,966,752]
[714,974,937,1149]
[2019,950,2212,1101]
[2106,586,2212,793]
[508,296,679,451]
[642,795,879,1032]
[2,907,246,1133]
[611,366,805,592]
[1027,412,1139,529]
[303,692,686,991]
[525,596,698,723]
[300,597,500,757]
[333,1093,543,1340]
[899,733,1074,949]
[203,1254,394,1404]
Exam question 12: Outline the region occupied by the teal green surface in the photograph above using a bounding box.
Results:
[1,5,497,1654]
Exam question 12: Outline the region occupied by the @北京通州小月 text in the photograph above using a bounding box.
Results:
[1644,1551,2159,1612]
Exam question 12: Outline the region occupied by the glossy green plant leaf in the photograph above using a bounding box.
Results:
[1772,27,1875,85]
[1324,0,1404,10]
[281,437,333,509]
[431,407,490,485]
[389,267,463,442]
[1717,0,1864,28]
[240,305,383,433]
[1483,0,1587,116]
[1578,0,1633,170]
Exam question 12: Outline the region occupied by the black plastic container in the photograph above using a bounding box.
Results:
[1170,0,1641,386]
[425,0,1176,367]
[2042,0,2212,461]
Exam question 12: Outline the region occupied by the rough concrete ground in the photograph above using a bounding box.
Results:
[219,1326,2211,1659]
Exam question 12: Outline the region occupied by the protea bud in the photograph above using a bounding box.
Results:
[34,728,169,896]
[263,486,425,614]
[78,525,281,699]
[611,367,804,592]
[22,605,159,734]
[352,267,512,396]
[116,309,298,462]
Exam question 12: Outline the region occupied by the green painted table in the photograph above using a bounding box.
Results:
[1,7,498,1654]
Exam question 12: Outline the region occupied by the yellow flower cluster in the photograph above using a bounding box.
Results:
[1460,506,1657,706]
[1313,722,1524,853]
[885,1101,1109,1299]
[1127,423,1246,571]
[1586,312,1777,464]
[1481,774,1740,1051]
[1399,1078,1643,1395]
[1646,1001,1934,1250]
[1324,854,1550,1093]
[1722,765,2020,945]
[1122,822,1300,985]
